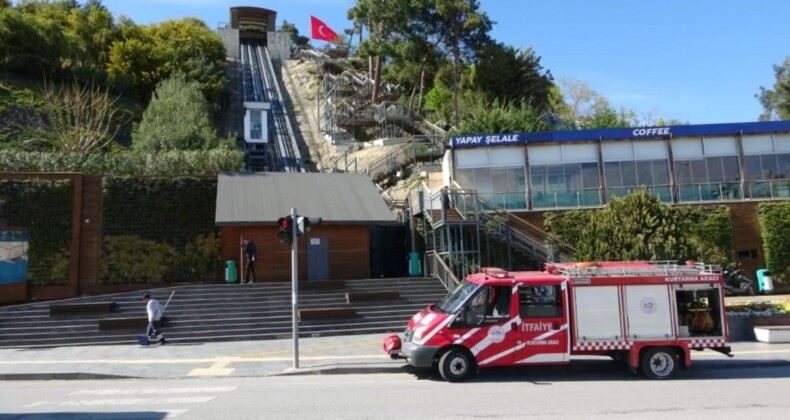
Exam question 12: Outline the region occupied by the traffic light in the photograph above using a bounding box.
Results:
[277,216,294,244]
[297,216,310,235]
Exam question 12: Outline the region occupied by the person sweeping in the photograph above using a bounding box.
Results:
[143,293,166,345]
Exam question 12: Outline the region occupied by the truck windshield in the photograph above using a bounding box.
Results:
[434,281,478,314]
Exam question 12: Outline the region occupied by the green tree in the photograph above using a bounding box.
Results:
[425,78,453,121]
[108,18,227,105]
[757,56,790,121]
[431,0,492,126]
[62,1,117,81]
[132,73,219,152]
[470,42,554,113]
[457,98,547,134]
[348,0,412,104]
[0,7,64,73]
[547,190,690,261]
[674,205,732,267]
[280,20,309,51]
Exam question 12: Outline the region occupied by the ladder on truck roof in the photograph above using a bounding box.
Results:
[553,261,722,278]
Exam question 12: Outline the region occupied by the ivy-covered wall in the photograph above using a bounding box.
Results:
[758,202,790,283]
[101,177,221,285]
[0,179,72,286]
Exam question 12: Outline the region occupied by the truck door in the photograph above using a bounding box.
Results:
[454,285,516,367]
[515,282,570,364]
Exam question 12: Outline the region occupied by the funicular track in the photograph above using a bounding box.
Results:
[240,40,304,173]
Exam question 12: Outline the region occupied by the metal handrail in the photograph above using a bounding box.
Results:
[553,260,722,277]
[476,193,576,262]
[426,250,461,291]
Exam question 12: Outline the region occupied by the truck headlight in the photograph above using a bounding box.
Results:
[411,328,423,343]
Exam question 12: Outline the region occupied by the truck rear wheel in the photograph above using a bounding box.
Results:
[640,347,679,379]
[438,348,473,382]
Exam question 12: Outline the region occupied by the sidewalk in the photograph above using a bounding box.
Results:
[0,333,405,380]
[1,333,789,380]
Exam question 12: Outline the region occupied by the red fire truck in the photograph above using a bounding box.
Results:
[384,261,732,382]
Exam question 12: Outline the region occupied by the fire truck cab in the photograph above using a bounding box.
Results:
[384,261,731,382]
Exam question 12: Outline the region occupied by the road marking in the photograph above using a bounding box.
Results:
[27,397,214,407]
[188,359,236,377]
[694,348,790,357]
[71,387,237,395]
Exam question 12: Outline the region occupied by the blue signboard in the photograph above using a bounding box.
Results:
[0,230,29,285]
[450,120,790,149]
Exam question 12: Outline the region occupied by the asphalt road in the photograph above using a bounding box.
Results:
[2,354,790,420]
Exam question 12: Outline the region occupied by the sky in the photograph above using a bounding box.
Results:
[77,1,790,124]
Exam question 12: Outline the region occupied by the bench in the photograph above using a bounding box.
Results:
[298,308,356,321]
[98,317,168,331]
[345,291,399,303]
[49,302,115,316]
[299,280,346,291]
[754,326,790,343]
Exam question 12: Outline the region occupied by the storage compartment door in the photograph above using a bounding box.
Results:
[625,285,672,339]
[574,286,622,340]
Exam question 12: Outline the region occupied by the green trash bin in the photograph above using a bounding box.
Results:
[225,260,237,283]
[756,268,774,294]
[408,252,421,277]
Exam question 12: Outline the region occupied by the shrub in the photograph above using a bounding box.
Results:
[99,235,176,284]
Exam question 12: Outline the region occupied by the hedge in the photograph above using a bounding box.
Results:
[0,150,244,176]
[758,202,790,283]
[0,179,72,286]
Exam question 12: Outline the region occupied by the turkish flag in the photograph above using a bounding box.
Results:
[310,16,338,42]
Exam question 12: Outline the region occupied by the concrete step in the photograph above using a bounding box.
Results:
[0,277,448,348]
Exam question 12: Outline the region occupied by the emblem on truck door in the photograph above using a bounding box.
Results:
[640,297,657,314]
[487,325,505,343]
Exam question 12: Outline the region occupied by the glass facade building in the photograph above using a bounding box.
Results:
[450,121,790,210]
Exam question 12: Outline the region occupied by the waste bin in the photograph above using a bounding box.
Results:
[408,252,421,277]
[225,260,237,283]
[756,268,774,294]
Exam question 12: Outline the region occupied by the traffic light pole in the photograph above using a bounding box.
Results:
[291,207,300,369]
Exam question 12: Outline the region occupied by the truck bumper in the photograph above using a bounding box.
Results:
[402,341,441,368]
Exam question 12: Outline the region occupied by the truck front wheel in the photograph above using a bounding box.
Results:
[438,348,473,382]
[640,347,679,379]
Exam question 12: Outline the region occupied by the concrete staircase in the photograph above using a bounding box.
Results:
[0,277,448,349]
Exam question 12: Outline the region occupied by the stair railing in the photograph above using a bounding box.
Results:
[426,250,461,291]
[474,194,576,262]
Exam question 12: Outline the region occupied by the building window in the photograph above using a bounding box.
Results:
[675,156,741,202]
[744,154,790,198]
[456,166,527,209]
[530,163,600,209]
[604,159,671,202]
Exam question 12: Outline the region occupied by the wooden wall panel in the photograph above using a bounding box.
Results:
[78,175,103,294]
[220,225,371,283]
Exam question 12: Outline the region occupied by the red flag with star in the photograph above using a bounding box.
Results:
[310,16,339,42]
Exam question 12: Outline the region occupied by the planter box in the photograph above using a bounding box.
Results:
[754,326,790,343]
[727,315,790,342]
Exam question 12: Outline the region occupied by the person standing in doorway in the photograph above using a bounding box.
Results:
[143,293,165,345]
[242,238,257,284]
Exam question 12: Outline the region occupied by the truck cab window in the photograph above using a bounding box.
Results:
[519,285,561,318]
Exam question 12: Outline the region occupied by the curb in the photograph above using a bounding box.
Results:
[0,373,137,381]
[277,363,411,376]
